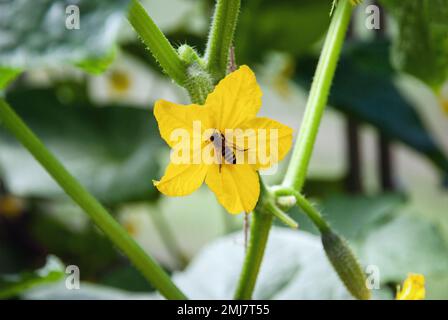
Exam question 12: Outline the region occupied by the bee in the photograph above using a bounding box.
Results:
[209,131,247,171]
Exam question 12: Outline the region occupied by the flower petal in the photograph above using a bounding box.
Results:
[241,117,293,169]
[154,100,211,148]
[205,65,262,130]
[205,164,260,214]
[154,162,209,196]
[396,274,425,300]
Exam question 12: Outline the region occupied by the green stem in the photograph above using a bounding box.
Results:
[274,188,330,233]
[265,201,298,229]
[234,180,273,300]
[205,0,241,81]
[128,0,187,86]
[282,0,353,191]
[0,99,187,300]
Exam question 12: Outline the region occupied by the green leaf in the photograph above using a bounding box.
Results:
[318,193,405,240]
[380,0,448,89]
[172,228,353,299]
[295,40,448,174]
[0,89,161,204]
[0,255,64,299]
[236,0,331,64]
[0,0,130,71]
[0,67,21,91]
[75,48,117,75]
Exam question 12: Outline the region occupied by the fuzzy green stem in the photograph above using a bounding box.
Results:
[234,179,273,300]
[265,201,298,229]
[0,99,187,300]
[273,187,330,233]
[205,0,241,81]
[128,0,187,86]
[283,0,353,190]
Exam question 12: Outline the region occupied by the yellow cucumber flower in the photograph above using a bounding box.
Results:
[153,65,293,214]
[396,273,425,300]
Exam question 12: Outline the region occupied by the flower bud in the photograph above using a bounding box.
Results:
[177,44,205,68]
[321,229,371,300]
[184,64,214,104]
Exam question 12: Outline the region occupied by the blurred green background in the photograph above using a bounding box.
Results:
[0,0,447,299]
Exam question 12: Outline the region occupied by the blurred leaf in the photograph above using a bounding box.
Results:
[0,67,21,90]
[0,0,130,71]
[289,192,405,236]
[361,214,448,299]
[172,228,353,299]
[380,0,448,89]
[295,40,448,174]
[318,193,405,240]
[23,281,156,300]
[236,0,330,64]
[0,255,64,299]
[29,206,119,277]
[0,89,162,204]
[75,48,117,75]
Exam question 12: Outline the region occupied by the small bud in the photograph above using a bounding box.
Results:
[276,195,296,211]
[177,44,206,69]
[321,229,371,300]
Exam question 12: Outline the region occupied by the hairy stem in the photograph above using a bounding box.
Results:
[283,0,353,190]
[273,187,330,233]
[0,99,187,300]
[128,0,187,86]
[205,0,241,81]
[234,179,273,300]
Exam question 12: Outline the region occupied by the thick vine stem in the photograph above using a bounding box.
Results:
[0,99,187,300]
[128,0,187,86]
[282,0,353,191]
[205,0,241,81]
[234,178,273,300]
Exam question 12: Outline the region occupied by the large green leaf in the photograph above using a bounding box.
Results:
[295,41,448,174]
[380,0,448,89]
[0,255,64,299]
[172,228,353,300]
[0,89,162,204]
[0,0,130,71]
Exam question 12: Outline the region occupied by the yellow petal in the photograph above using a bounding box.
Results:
[241,117,293,169]
[205,164,260,214]
[205,65,262,130]
[154,100,211,148]
[396,273,425,300]
[154,162,209,196]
